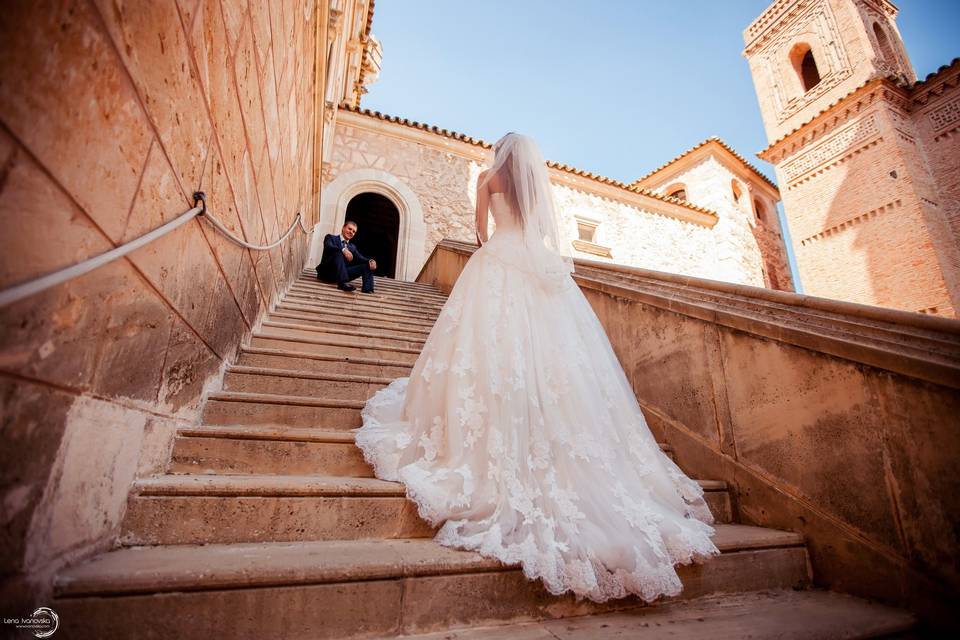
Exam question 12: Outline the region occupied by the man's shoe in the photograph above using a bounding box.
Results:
[361,288,374,294]
[337,283,357,292]
[315,265,322,281]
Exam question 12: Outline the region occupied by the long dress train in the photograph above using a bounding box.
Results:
[355,193,719,603]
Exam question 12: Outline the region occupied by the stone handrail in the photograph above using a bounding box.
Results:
[416,238,960,624]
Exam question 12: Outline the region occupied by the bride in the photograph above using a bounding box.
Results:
[355,132,719,603]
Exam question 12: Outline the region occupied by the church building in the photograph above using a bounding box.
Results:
[744,0,960,317]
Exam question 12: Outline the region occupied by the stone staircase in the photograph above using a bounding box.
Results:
[50,272,917,639]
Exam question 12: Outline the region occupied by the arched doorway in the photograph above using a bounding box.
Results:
[345,192,400,279]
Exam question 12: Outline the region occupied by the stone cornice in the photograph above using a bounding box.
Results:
[549,170,719,228]
[909,57,960,107]
[632,137,780,201]
[757,77,909,163]
[743,0,898,54]
[353,0,377,108]
[336,108,490,162]
[428,240,960,390]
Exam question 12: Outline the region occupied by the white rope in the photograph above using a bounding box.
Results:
[201,209,311,251]
[0,197,314,307]
[0,205,203,308]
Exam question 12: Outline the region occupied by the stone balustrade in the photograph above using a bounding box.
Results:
[417,238,960,625]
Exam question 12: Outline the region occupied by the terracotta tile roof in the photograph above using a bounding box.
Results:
[340,104,492,147]
[906,57,960,102]
[339,105,718,219]
[631,136,778,192]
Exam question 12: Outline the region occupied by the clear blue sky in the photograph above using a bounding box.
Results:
[361,1,959,289]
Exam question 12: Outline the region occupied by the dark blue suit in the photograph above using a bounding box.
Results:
[316,234,374,292]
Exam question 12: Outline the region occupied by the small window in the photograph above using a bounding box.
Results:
[754,198,766,223]
[790,43,822,93]
[731,180,743,204]
[801,51,821,91]
[873,23,896,64]
[667,188,686,201]
[577,220,598,243]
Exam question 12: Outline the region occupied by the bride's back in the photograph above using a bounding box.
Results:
[484,170,523,232]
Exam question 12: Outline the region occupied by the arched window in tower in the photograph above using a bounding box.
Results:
[790,43,822,93]
[753,198,766,224]
[731,179,743,205]
[800,50,821,90]
[873,23,896,66]
[666,183,687,201]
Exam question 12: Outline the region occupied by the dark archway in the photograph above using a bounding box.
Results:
[344,192,400,279]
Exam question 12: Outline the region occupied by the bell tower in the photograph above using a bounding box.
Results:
[743,0,960,317]
[744,0,915,143]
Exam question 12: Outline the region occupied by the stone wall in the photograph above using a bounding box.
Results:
[550,185,720,279]
[323,112,789,286]
[325,117,482,263]
[419,239,960,627]
[0,0,320,605]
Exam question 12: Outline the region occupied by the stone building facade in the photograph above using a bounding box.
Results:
[745,0,960,317]
[312,108,793,290]
[0,0,360,607]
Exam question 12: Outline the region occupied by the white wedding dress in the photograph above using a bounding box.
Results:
[356,136,719,604]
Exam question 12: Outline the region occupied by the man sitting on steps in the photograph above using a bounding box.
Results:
[315,220,377,293]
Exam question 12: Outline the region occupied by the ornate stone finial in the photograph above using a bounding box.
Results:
[320,161,335,184]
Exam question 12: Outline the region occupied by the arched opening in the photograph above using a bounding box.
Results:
[666,183,687,201]
[790,43,821,92]
[731,179,743,205]
[344,192,400,279]
[753,198,766,224]
[873,23,896,65]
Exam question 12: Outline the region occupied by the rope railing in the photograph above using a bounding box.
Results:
[0,192,313,308]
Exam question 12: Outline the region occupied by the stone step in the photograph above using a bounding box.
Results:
[54,526,811,639]
[169,425,374,476]
[396,589,917,640]
[293,285,451,308]
[261,319,428,350]
[167,424,678,478]
[283,290,446,319]
[202,391,365,429]
[268,309,434,337]
[120,474,434,545]
[290,277,447,299]
[223,366,392,400]
[299,270,446,294]
[236,346,414,378]
[249,333,421,365]
[294,278,450,305]
[280,294,443,324]
[119,473,732,545]
[278,299,440,327]
[299,272,447,296]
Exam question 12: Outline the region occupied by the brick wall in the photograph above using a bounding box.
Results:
[0,0,320,603]
[912,72,960,312]
[775,90,957,316]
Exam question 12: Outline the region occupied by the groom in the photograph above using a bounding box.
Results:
[315,220,377,292]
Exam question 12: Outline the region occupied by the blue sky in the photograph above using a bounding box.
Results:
[361,1,959,289]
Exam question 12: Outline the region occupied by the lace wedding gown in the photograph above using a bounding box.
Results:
[356,190,719,603]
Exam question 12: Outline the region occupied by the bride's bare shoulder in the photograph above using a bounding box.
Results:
[479,169,503,192]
